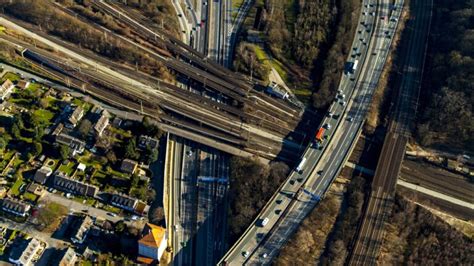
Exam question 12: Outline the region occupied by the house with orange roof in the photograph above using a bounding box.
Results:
[138,223,167,264]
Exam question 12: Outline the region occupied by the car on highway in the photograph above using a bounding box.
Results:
[260,217,269,227]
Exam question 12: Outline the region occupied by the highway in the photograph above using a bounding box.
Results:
[348,0,433,264]
[220,0,404,264]
[168,136,230,265]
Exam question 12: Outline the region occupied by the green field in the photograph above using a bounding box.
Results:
[10,178,24,196]
[1,72,20,83]
[23,192,38,202]
[58,161,75,176]
[33,109,55,125]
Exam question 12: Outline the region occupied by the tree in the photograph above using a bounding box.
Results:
[11,122,21,139]
[0,137,7,152]
[39,97,49,109]
[78,119,92,138]
[133,187,147,201]
[32,142,42,156]
[59,144,70,160]
[145,145,158,164]
[114,220,127,233]
[130,174,140,188]
[33,126,44,142]
[149,206,164,224]
[106,150,117,164]
[124,137,139,159]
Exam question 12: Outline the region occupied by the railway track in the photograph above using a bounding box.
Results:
[56,2,303,134]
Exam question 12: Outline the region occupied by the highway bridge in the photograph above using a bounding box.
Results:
[219,0,405,264]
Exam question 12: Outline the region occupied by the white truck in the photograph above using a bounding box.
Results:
[296,157,307,173]
[351,60,359,73]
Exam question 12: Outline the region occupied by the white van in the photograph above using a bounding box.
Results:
[261,217,269,227]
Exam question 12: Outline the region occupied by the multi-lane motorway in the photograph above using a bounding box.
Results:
[220,0,404,264]
[168,135,230,265]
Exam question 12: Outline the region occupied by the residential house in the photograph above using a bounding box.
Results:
[56,133,85,155]
[134,201,149,216]
[66,106,84,129]
[70,215,93,244]
[52,123,64,136]
[77,163,86,172]
[138,135,159,150]
[121,159,138,175]
[138,223,167,263]
[93,110,109,137]
[1,198,31,217]
[26,183,45,197]
[53,173,98,198]
[9,238,44,266]
[110,193,138,212]
[16,80,30,90]
[33,166,53,184]
[56,247,77,266]
[0,79,14,101]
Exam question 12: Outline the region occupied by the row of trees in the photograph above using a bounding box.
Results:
[416,0,474,150]
[227,157,289,243]
[1,0,171,80]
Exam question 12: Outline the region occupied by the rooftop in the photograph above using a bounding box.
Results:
[139,223,166,248]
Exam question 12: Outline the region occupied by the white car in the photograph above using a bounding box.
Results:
[243,251,250,258]
[262,253,268,258]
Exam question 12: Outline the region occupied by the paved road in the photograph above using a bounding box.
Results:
[169,136,229,265]
[220,0,404,263]
[397,180,474,210]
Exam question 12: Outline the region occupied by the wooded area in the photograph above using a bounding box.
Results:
[379,194,474,264]
[227,157,289,244]
[1,0,172,80]
[256,0,361,108]
[319,172,368,265]
[233,42,271,80]
[275,194,340,265]
[121,0,180,38]
[417,0,474,150]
